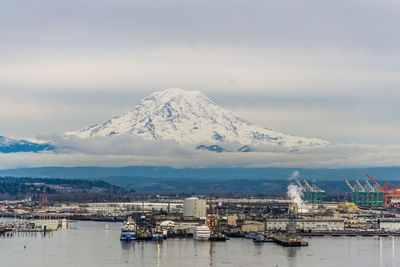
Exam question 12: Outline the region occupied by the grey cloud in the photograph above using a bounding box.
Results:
[1,143,400,169]
[50,135,292,156]
[1,0,399,50]
[51,135,195,156]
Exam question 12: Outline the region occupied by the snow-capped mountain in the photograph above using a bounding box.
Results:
[66,88,330,151]
[0,136,53,153]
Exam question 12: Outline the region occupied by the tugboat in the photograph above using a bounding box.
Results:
[152,228,164,241]
[151,223,164,241]
[209,232,229,241]
[120,217,136,241]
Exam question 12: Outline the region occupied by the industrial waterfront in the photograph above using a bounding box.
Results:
[2,175,400,266]
[0,220,398,267]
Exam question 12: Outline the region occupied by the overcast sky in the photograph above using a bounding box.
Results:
[1,0,400,146]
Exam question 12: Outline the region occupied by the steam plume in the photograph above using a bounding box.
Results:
[287,170,307,213]
[287,184,304,209]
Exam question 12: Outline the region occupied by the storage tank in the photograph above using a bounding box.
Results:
[183,197,206,219]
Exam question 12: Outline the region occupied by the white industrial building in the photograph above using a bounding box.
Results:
[266,218,344,231]
[80,202,183,214]
[183,197,207,219]
[379,219,400,231]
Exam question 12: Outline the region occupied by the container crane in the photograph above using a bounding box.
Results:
[364,179,375,192]
[345,179,355,192]
[303,179,313,191]
[367,174,400,208]
[355,179,366,192]
[345,178,384,207]
[296,179,306,192]
[296,178,325,204]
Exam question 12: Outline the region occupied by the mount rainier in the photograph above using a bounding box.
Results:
[65,88,329,152]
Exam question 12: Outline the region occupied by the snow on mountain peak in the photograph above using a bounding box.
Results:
[65,88,330,151]
[151,88,205,100]
[0,135,53,153]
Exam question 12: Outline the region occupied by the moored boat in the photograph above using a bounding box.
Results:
[120,217,137,241]
[152,230,164,241]
[253,233,265,244]
[162,229,168,239]
[209,232,228,241]
[152,225,164,241]
[193,225,211,241]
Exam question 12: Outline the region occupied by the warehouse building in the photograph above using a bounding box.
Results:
[379,219,400,231]
[266,218,344,231]
[241,220,265,232]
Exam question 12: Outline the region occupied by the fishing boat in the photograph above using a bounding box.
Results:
[152,228,164,241]
[120,217,136,241]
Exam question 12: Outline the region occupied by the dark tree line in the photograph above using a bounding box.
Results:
[0,176,131,202]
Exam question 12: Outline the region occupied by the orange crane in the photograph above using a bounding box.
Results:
[367,174,400,208]
[208,200,217,232]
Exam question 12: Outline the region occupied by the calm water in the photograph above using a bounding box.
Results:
[0,220,399,267]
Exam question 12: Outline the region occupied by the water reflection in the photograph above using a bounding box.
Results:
[287,247,299,267]
[209,242,215,267]
[0,231,54,239]
[120,241,135,265]
[393,236,396,267]
[139,241,145,264]
[120,240,135,251]
[380,237,383,267]
[157,242,161,267]
[287,247,298,258]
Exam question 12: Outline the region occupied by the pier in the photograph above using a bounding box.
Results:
[0,218,67,234]
[300,230,400,237]
[269,233,308,247]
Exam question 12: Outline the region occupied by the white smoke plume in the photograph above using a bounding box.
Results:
[288,170,299,181]
[287,171,307,213]
[287,184,304,209]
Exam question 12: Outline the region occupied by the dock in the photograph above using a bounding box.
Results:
[300,230,400,237]
[268,233,308,247]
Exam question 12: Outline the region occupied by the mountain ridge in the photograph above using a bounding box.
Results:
[0,136,53,153]
[1,166,399,182]
[65,88,330,151]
